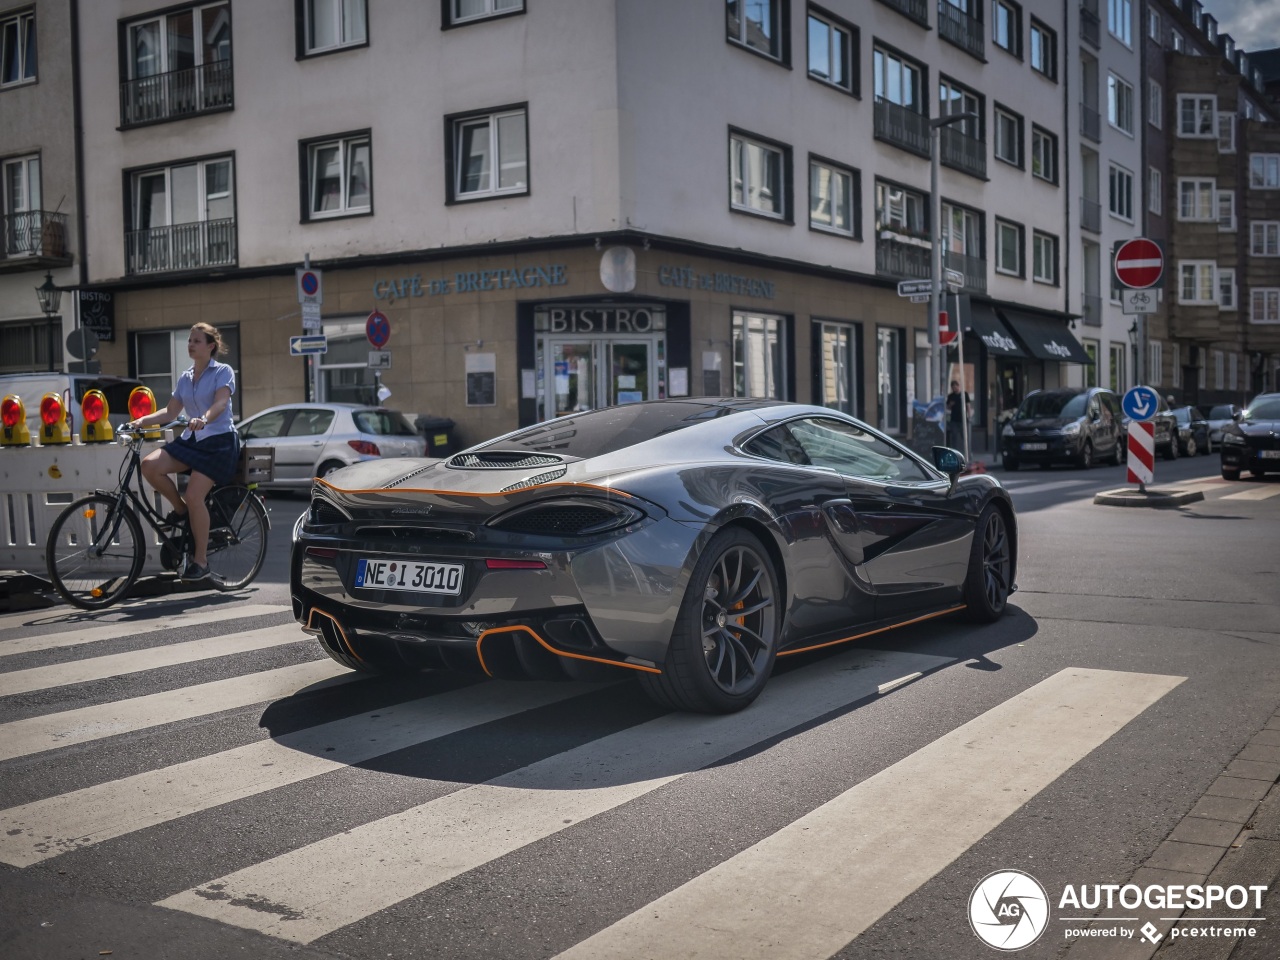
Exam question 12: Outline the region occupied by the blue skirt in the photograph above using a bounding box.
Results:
[164,431,240,485]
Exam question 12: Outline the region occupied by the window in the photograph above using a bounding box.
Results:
[938,78,981,138]
[995,219,1024,275]
[807,9,855,93]
[1083,340,1099,388]
[1218,268,1236,310]
[1031,126,1056,182]
[1032,231,1058,283]
[1,154,41,255]
[1149,341,1162,386]
[1109,164,1133,220]
[126,156,236,274]
[134,326,242,417]
[875,181,926,238]
[1172,344,1181,388]
[1108,75,1134,134]
[1172,31,1183,52]
[812,320,860,415]
[1217,191,1234,231]
[1229,353,1238,391]
[1252,289,1280,323]
[304,132,371,219]
[1109,342,1125,392]
[994,107,1022,166]
[1213,350,1224,389]
[993,0,1020,56]
[1149,167,1162,215]
[873,47,923,111]
[727,0,785,61]
[300,0,367,55]
[1218,114,1235,153]
[808,157,857,237]
[450,106,528,201]
[1108,0,1130,45]
[1148,80,1162,128]
[1178,95,1216,137]
[1,9,36,85]
[1252,222,1280,256]
[731,131,789,220]
[1029,19,1055,79]
[1148,9,1160,40]
[733,311,787,398]
[448,0,523,26]
[941,202,981,257]
[1178,179,1215,220]
[782,417,931,481]
[1178,261,1216,304]
[1251,155,1280,189]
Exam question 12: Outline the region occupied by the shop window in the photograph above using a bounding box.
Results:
[302,131,371,220]
[814,320,859,414]
[449,105,528,201]
[298,0,367,56]
[733,311,787,399]
[875,326,904,434]
[132,325,241,416]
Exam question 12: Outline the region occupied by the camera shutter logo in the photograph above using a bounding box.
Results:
[969,870,1050,950]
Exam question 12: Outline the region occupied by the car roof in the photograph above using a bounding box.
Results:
[243,402,393,416]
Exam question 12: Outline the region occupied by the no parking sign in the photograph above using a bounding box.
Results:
[366,310,390,349]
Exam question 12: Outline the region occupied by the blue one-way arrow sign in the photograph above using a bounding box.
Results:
[290,334,328,356]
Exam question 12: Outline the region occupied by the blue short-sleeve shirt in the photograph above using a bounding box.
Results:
[173,359,236,440]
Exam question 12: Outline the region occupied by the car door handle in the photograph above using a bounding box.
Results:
[311,441,322,446]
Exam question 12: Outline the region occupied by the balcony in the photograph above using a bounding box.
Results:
[875,0,929,28]
[937,3,985,61]
[1080,197,1101,233]
[873,99,930,159]
[1079,6,1100,48]
[1080,104,1101,143]
[120,59,233,127]
[945,252,987,295]
[876,236,932,281]
[1082,294,1102,327]
[940,127,987,180]
[125,219,237,275]
[0,210,72,273]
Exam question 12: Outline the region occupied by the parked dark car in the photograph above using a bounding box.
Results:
[1170,405,1212,456]
[292,399,1017,714]
[1205,404,1241,446]
[1000,387,1124,470]
[1119,389,1180,461]
[1220,393,1280,480]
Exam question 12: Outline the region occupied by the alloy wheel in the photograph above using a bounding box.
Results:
[981,511,1012,613]
[699,544,777,695]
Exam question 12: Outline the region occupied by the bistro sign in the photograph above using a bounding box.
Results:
[374,264,568,300]
[535,305,666,334]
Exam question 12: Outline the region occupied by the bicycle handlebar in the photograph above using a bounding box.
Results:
[119,416,189,441]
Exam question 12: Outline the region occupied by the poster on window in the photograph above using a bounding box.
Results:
[466,352,496,406]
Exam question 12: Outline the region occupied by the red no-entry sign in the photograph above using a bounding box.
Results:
[1114,238,1164,289]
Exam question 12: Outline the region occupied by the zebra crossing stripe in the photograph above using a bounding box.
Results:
[1220,485,1280,501]
[0,626,311,698]
[554,667,1184,960]
[156,648,955,943]
[0,658,352,763]
[0,604,291,659]
[0,678,592,867]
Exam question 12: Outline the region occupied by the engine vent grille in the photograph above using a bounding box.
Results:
[492,504,634,537]
[500,468,567,493]
[450,452,563,469]
[384,466,437,487]
[309,498,350,526]
[355,525,475,542]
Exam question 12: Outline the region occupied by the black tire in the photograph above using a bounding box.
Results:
[639,527,780,714]
[46,494,144,610]
[1202,436,1212,456]
[1110,438,1124,466]
[1002,457,1020,472]
[1184,435,1198,457]
[962,504,1013,623]
[1222,466,1241,481]
[205,485,269,590]
[316,460,346,479]
[1077,441,1093,470]
[1164,434,1179,461]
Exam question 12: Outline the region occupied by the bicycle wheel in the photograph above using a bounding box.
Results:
[205,485,268,590]
[46,494,145,609]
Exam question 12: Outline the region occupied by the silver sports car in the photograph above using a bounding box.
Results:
[290,399,1017,713]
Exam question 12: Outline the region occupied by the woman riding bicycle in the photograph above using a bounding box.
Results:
[124,322,239,582]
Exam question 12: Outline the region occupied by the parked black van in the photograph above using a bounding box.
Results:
[1000,387,1124,470]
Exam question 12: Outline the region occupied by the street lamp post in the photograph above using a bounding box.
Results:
[35,272,63,373]
[928,112,977,405]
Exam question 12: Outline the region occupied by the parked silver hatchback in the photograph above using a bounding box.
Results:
[236,403,427,490]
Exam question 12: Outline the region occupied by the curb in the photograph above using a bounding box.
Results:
[1093,488,1206,508]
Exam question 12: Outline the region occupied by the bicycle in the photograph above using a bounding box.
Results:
[44,418,270,610]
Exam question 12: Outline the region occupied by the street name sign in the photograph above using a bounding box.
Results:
[1121,385,1161,422]
[1114,238,1163,289]
[289,334,328,356]
[945,268,965,287]
[897,279,933,297]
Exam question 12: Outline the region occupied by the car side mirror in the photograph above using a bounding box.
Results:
[931,446,966,479]
[1233,410,1243,422]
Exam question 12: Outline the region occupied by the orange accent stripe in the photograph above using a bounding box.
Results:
[305,608,366,664]
[475,624,661,677]
[316,478,633,499]
[777,605,967,657]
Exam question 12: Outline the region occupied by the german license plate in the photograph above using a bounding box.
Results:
[1021,442,1048,451]
[354,558,464,595]
[1260,450,1280,459]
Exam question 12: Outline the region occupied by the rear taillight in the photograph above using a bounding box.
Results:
[348,440,381,456]
[485,558,547,570]
[305,547,339,559]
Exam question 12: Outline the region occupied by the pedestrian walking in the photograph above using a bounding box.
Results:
[946,379,970,450]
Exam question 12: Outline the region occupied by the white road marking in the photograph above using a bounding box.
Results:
[157,648,956,943]
[876,672,921,694]
[0,626,310,698]
[1220,485,1280,501]
[0,679,594,867]
[555,667,1184,960]
[0,604,290,658]
[0,658,353,763]
[1006,480,1096,495]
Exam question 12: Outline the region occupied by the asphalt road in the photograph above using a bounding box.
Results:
[1,460,1277,960]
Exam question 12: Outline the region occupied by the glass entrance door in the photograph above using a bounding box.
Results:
[543,339,655,419]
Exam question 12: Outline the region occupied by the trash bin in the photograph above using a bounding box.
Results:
[415,415,456,457]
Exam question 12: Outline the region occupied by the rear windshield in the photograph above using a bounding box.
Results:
[353,409,418,436]
[1016,393,1086,419]
[1208,405,1236,419]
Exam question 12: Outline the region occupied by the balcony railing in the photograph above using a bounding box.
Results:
[120,59,233,127]
[1080,104,1101,143]
[873,98,931,159]
[1082,294,1102,326]
[1079,7,1100,48]
[945,252,987,294]
[1080,197,1101,233]
[876,237,932,280]
[940,127,987,180]
[937,2,985,60]
[875,0,929,27]
[125,218,237,275]
[1,210,71,263]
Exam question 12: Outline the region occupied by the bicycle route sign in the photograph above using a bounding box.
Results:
[1121,288,1157,315]
[1114,238,1163,289]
